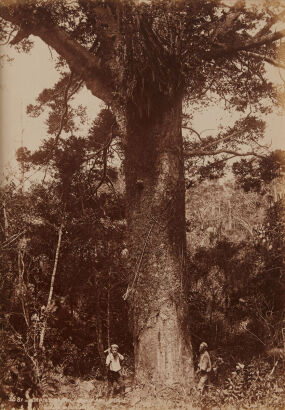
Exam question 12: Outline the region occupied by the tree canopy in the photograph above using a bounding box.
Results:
[1,0,284,166]
[1,0,285,105]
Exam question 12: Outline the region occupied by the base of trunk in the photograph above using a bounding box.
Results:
[134,300,193,387]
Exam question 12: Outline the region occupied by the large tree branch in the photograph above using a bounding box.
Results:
[182,126,204,142]
[244,51,285,70]
[212,2,285,57]
[254,9,285,39]
[187,148,265,159]
[198,154,237,168]
[0,3,113,103]
[139,13,171,80]
[185,129,245,151]
[184,123,262,154]
[211,29,285,59]
[34,26,113,103]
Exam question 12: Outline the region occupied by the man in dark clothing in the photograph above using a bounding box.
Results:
[196,341,212,394]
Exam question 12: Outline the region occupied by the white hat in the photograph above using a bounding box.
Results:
[199,342,208,350]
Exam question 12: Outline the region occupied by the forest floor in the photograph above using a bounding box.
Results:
[5,362,285,410]
[39,377,195,410]
[17,371,284,410]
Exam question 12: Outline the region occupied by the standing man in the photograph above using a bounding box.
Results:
[105,344,125,397]
[196,342,212,394]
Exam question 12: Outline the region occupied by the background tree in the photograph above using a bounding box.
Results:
[186,168,285,370]
[232,149,285,194]
[1,0,285,387]
[0,108,130,401]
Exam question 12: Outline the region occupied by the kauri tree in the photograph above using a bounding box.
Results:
[1,0,285,388]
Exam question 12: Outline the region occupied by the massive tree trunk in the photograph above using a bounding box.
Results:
[124,96,194,387]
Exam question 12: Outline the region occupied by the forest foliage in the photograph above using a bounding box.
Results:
[1,113,285,405]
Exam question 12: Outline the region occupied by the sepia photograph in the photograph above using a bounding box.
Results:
[0,0,285,408]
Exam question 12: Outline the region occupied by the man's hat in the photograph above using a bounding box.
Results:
[111,344,119,349]
[199,342,208,350]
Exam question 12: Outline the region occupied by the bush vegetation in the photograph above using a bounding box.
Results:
[1,125,284,407]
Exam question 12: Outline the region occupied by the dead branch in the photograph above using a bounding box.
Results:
[39,222,64,349]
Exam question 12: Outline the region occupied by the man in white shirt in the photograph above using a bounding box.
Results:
[106,344,125,397]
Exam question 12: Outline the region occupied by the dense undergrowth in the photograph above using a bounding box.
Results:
[74,357,285,409]
[1,356,284,409]
[1,143,284,408]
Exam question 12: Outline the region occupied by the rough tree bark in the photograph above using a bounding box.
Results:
[124,96,193,386]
